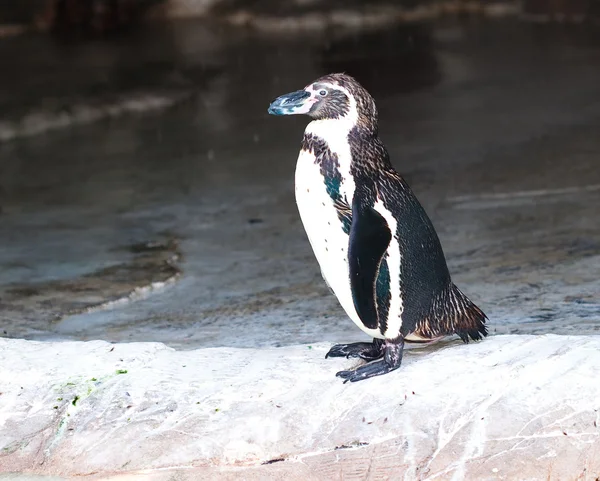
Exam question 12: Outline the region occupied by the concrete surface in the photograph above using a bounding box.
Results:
[1,335,599,479]
[0,18,599,479]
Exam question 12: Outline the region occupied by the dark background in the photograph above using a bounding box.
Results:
[0,0,598,347]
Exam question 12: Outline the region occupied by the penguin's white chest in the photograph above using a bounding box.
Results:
[295,148,384,339]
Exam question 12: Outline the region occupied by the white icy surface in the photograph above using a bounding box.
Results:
[1,335,599,479]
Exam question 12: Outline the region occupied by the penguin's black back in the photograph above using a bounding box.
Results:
[348,128,487,341]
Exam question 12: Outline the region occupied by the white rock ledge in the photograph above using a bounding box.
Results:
[1,335,599,480]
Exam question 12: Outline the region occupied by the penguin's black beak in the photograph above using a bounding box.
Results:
[268,90,312,116]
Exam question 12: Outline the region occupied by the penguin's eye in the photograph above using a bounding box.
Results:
[318,89,328,97]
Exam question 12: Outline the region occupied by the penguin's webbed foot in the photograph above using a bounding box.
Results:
[336,360,394,383]
[335,338,404,383]
[325,338,384,361]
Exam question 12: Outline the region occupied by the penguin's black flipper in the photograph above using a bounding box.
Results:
[348,194,392,330]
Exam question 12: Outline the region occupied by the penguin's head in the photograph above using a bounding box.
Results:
[268,73,378,131]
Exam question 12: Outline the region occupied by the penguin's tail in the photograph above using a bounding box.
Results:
[412,283,488,342]
[448,283,488,343]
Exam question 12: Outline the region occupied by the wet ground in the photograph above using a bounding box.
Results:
[0,19,599,348]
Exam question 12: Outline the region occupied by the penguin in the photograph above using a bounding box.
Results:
[268,73,487,383]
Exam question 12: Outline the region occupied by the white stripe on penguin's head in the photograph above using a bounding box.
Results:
[304,81,358,124]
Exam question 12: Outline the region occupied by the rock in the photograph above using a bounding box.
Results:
[0,335,599,478]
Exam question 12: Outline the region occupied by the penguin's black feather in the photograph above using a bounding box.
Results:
[373,171,487,339]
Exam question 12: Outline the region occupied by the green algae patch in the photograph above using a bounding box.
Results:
[53,369,130,415]
[2,440,29,454]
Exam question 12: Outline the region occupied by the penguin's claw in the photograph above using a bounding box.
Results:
[325,340,384,361]
[335,360,397,383]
